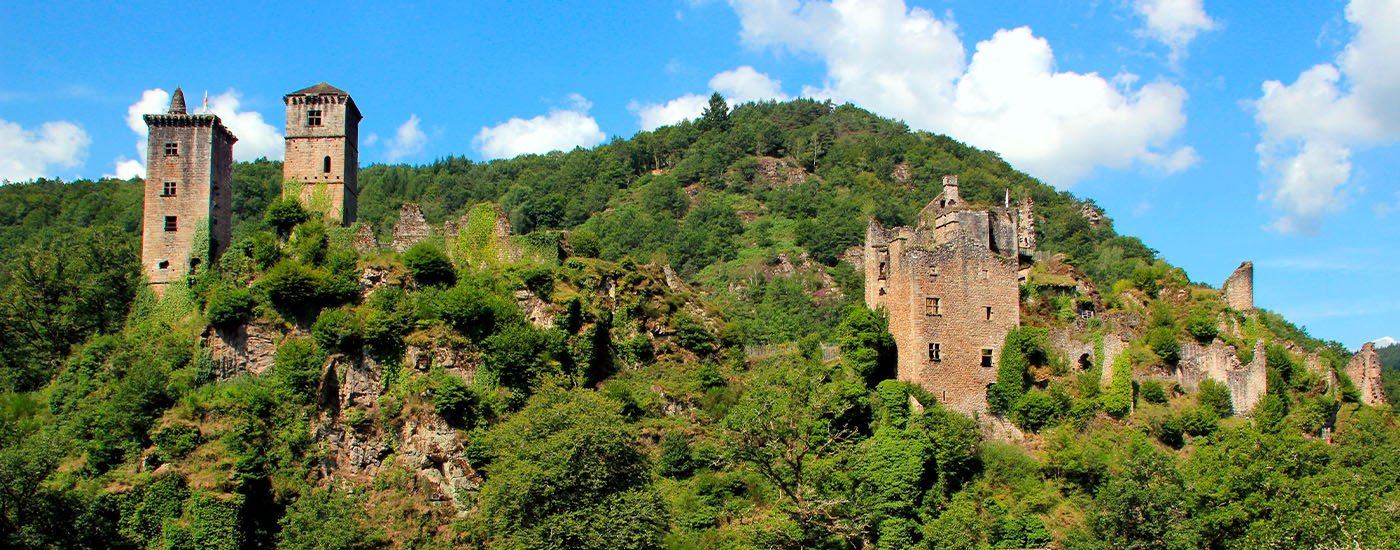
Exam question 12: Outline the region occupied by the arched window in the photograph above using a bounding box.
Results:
[323,156,331,173]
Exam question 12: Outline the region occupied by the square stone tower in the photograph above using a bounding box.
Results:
[141,87,237,295]
[865,175,1030,417]
[283,82,361,225]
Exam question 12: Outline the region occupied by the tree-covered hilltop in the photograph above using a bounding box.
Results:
[0,98,1396,549]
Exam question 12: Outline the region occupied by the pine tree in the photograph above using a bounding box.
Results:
[698,92,730,132]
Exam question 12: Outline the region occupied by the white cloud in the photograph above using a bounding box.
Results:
[1374,336,1398,348]
[0,118,90,182]
[207,90,282,161]
[385,115,427,161]
[633,65,790,130]
[113,88,283,177]
[726,0,1196,186]
[474,94,606,159]
[1253,0,1400,233]
[1133,0,1218,64]
[633,94,709,131]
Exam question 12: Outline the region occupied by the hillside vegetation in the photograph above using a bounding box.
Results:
[0,97,1395,549]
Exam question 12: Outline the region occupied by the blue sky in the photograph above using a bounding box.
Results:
[1,0,1396,349]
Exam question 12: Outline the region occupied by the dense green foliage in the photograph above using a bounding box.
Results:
[0,98,1394,549]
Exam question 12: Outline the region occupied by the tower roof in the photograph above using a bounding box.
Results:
[288,82,350,97]
[169,87,187,114]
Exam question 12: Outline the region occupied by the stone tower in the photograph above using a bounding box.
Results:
[141,87,237,295]
[865,175,1030,417]
[283,82,361,225]
[1345,342,1387,406]
[1222,261,1253,311]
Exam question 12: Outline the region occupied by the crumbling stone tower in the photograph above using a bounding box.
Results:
[141,87,237,295]
[865,175,1034,416]
[283,82,361,225]
[1345,342,1387,406]
[1222,261,1253,311]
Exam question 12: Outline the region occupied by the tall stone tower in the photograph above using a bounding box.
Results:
[283,82,361,225]
[141,87,237,295]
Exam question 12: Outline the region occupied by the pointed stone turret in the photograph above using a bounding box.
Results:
[169,87,187,114]
[1345,342,1387,406]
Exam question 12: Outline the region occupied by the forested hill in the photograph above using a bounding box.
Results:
[0,97,1394,549]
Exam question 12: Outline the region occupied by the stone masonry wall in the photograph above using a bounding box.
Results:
[392,203,431,251]
[1223,261,1253,311]
[1345,342,1387,406]
[1178,339,1267,415]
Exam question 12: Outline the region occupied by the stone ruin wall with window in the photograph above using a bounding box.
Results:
[865,175,1031,417]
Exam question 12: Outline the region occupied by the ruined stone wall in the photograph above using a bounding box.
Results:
[141,114,235,292]
[1177,339,1267,415]
[1345,343,1387,406]
[1223,261,1254,311]
[284,89,359,224]
[392,203,431,251]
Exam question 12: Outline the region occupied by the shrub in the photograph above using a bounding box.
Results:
[1178,405,1219,436]
[657,432,696,478]
[1185,310,1219,343]
[403,242,455,287]
[1102,354,1134,419]
[1015,390,1067,433]
[152,423,202,462]
[673,313,715,354]
[206,287,253,326]
[1197,379,1233,417]
[312,307,363,353]
[274,338,325,398]
[264,196,308,235]
[1140,380,1168,404]
[257,260,326,310]
[568,228,600,258]
[1147,327,1180,364]
[431,372,480,429]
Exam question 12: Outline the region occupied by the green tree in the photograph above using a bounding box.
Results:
[264,196,309,236]
[278,489,386,550]
[475,389,668,549]
[1197,379,1233,418]
[697,92,731,133]
[402,241,456,287]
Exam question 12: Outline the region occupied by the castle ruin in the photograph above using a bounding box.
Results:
[140,87,237,295]
[865,175,1034,416]
[1345,342,1388,406]
[283,82,361,225]
[1222,261,1253,311]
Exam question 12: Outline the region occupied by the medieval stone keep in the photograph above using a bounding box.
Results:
[865,175,1034,417]
[283,82,361,225]
[140,87,237,295]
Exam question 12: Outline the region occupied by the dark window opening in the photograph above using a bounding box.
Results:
[164,216,177,232]
[189,258,200,274]
[323,155,332,173]
[927,297,941,316]
[157,260,169,270]
[981,349,993,368]
[929,343,942,362]
[1079,353,1093,370]
[985,306,993,321]
[162,181,177,196]
[164,142,178,156]
[877,261,887,280]
[308,109,322,126]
